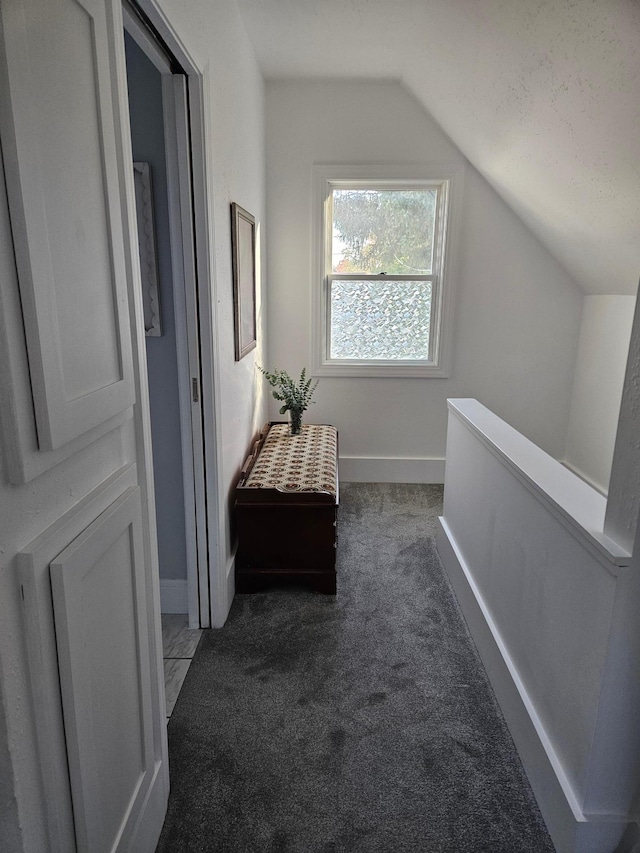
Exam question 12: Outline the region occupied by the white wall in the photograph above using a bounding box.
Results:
[605,293,640,555]
[0,1,266,847]
[238,0,640,299]
[265,81,583,473]
[563,296,636,494]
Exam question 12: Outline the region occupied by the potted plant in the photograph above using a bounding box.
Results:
[258,366,318,435]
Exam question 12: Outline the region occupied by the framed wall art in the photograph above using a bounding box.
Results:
[230,202,257,360]
[133,162,162,337]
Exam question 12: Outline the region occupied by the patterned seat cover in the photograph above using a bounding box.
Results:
[244,423,338,498]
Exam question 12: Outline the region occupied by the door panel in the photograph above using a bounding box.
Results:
[0,0,134,451]
[1,0,168,850]
[18,466,137,852]
[51,488,154,853]
[0,143,130,486]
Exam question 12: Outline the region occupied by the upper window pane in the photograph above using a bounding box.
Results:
[331,189,437,275]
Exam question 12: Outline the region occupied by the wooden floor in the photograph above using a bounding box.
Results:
[161,614,202,721]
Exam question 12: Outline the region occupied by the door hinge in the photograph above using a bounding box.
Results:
[192,378,199,403]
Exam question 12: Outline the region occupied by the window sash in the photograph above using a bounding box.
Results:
[325,274,438,364]
[329,184,442,278]
[328,274,435,282]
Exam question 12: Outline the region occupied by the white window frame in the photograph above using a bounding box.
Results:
[311,164,463,378]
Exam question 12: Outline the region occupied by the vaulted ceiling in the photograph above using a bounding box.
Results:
[236,0,640,296]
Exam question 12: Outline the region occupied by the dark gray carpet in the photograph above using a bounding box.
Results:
[156,483,555,853]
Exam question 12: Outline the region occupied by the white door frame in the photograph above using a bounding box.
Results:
[161,74,210,628]
[122,0,227,628]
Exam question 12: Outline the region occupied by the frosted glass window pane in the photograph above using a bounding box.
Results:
[330,280,431,360]
[332,189,436,275]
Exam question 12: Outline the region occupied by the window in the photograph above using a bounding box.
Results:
[312,166,462,377]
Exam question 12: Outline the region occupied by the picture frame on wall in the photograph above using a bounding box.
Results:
[133,162,162,337]
[231,202,257,361]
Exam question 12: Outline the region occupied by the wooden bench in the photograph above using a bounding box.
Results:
[235,422,339,594]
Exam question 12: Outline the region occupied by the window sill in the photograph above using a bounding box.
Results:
[312,360,450,378]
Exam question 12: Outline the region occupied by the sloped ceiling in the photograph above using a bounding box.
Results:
[236,0,640,295]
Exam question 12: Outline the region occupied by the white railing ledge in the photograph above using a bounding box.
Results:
[447,399,632,571]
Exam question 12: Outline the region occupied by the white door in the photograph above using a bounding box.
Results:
[0,0,168,850]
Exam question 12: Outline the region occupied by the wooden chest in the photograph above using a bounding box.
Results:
[235,422,339,594]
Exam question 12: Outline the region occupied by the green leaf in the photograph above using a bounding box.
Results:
[257,364,319,415]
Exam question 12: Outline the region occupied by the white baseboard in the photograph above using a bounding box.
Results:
[339,456,445,483]
[435,517,628,853]
[159,578,188,614]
